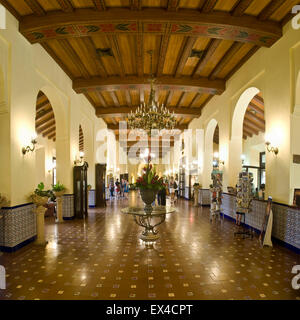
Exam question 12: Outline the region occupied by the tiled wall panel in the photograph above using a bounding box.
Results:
[221,193,300,249]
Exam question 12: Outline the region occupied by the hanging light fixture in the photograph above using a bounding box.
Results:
[128,50,176,134]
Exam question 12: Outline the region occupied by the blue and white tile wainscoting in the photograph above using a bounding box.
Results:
[221,193,300,253]
[0,203,36,252]
[198,189,211,206]
[62,194,74,220]
[88,189,96,208]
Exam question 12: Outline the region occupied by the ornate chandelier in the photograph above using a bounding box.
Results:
[128,51,176,133]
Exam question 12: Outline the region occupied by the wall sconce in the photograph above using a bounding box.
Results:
[22,134,37,155]
[213,152,224,167]
[241,154,246,165]
[265,141,279,155]
[74,151,85,165]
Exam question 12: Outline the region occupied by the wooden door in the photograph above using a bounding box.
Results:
[96,164,106,207]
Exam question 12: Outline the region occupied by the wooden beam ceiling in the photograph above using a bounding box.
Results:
[56,0,74,13]
[73,76,225,95]
[232,0,253,17]
[96,106,202,118]
[19,8,282,47]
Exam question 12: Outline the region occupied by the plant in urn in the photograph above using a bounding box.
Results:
[136,156,166,214]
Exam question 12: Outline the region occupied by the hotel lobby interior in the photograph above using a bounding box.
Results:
[0,0,300,303]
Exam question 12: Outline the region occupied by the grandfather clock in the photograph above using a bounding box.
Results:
[95,164,106,207]
[73,162,88,219]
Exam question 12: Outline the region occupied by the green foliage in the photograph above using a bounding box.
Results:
[52,181,66,192]
[34,182,51,197]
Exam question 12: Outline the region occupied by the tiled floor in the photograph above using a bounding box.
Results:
[0,192,299,300]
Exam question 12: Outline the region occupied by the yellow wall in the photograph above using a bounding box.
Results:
[0,10,106,206]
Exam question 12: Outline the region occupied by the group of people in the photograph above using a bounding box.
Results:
[109,178,129,199]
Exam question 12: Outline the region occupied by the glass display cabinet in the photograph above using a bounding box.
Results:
[73,162,88,219]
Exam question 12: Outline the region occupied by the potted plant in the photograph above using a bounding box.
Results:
[136,156,166,208]
[52,181,66,197]
[87,184,92,192]
[30,182,51,207]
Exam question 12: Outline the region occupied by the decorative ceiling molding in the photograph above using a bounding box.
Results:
[73,76,225,95]
[19,8,282,47]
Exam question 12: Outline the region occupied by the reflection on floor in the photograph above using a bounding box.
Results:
[0,192,299,300]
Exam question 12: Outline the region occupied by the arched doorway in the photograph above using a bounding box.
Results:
[203,119,218,188]
[231,87,265,191]
[35,90,56,188]
[35,90,57,222]
[242,92,266,192]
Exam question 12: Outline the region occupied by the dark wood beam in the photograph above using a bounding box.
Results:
[252,95,264,108]
[131,0,142,10]
[59,39,90,79]
[243,118,265,132]
[92,0,106,11]
[36,100,50,112]
[167,0,180,11]
[73,76,225,95]
[244,112,265,127]
[109,35,125,77]
[56,0,74,12]
[258,0,285,21]
[24,0,45,16]
[136,29,144,77]
[248,102,264,116]
[243,127,253,137]
[110,91,120,107]
[36,119,56,132]
[166,90,174,107]
[176,92,186,107]
[19,8,282,48]
[243,123,259,135]
[201,0,217,13]
[96,106,201,117]
[95,91,107,107]
[157,24,172,77]
[35,112,55,127]
[81,37,108,77]
[232,0,253,17]
[125,90,131,106]
[175,37,197,77]
[193,39,222,78]
[48,132,56,139]
[42,125,56,137]
[209,42,244,79]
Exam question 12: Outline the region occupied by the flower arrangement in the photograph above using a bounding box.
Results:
[135,161,166,191]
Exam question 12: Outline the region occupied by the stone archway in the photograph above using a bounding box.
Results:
[203,118,218,188]
[229,87,261,186]
[36,86,71,190]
